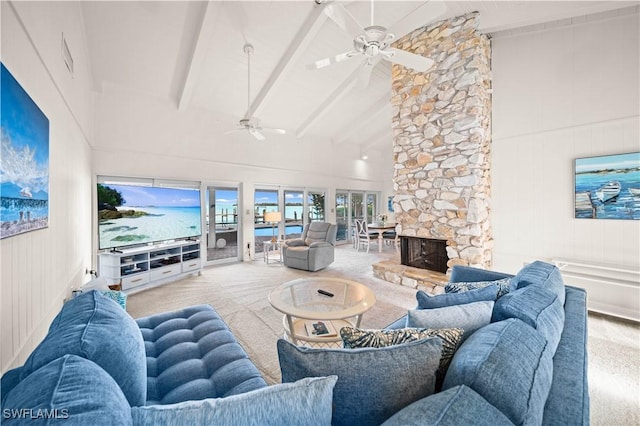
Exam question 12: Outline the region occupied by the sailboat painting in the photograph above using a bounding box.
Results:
[575,152,640,220]
[1,63,50,239]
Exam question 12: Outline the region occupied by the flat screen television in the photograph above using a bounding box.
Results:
[97,183,202,250]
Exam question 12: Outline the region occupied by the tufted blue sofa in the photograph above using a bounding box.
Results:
[0,290,337,425]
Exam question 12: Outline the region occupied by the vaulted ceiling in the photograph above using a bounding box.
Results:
[81,1,635,158]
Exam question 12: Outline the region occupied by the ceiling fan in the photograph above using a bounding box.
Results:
[312,0,445,87]
[226,43,286,141]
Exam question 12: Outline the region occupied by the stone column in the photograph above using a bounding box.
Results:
[391,12,493,269]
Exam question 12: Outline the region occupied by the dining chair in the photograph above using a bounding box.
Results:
[355,219,377,253]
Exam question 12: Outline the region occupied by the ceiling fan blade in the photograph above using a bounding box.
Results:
[384,47,434,72]
[262,128,286,135]
[224,128,244,135]
[357,56,381,89]
[309,50,360,70]
[249,128,266,141]
[389,1,447,39]
[324,3,365,39]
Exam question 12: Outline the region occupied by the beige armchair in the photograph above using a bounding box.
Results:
[282,222,337,271]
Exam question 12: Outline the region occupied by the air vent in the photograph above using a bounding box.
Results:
[61,33,74,77]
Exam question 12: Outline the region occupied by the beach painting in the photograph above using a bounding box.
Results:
[1,63,50,239]
[575,152,640,220]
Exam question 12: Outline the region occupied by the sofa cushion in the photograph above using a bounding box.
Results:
[131,376,337,426]
[340,327,463,391]
[20,290,147,407]
[3,355,132,425]
[278,337,442,426]
[492,285,565,355]
[442,318,553,426]
[416,284,498,309]
[136,304,267,404]
[445,277,514,298]
[512,261,565,305]
[407,301,494,343]
[381,385,515,426]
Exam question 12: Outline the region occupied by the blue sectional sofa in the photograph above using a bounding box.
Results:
[1,261,589,425]
[0,291,336,425]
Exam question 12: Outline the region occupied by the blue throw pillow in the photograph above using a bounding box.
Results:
[416,284,498,309]
[442,318,553,426]
[445,277,514,298]
[278,337,442,426]
[131,376,337,426]
[381,385,514,426]
[340,327,463,392]
[512,261,565,305]
[407,301,494,343]
[3,355,132,425]
[20,290,147,406]
[492,285,565,355]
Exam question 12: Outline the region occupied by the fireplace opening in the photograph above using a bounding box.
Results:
[400,237,449,273]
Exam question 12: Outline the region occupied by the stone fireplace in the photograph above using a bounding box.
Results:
[374,12,492,291]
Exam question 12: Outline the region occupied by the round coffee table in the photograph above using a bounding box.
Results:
[268,277,376,347]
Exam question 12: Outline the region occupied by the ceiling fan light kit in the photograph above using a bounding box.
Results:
[311,0,439,86]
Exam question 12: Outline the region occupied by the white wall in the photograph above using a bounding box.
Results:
[1,2,94,373]
[91,82,388,256]
[491,9,639,318]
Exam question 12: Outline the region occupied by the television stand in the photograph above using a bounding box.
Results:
[98,240,201,293]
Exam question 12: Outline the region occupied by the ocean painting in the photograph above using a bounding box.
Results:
[1,63,50,239]
[575,152,640,220]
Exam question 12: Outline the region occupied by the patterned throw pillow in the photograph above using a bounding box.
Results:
[340,327,463,390]
[445,277,513,298]
[101,290,127,310]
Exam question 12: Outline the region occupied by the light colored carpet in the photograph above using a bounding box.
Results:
[126,245,639,424]
[126,246,415,384]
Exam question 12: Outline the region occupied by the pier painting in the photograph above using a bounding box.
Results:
[1,63,50,239]
[575,152,640,220]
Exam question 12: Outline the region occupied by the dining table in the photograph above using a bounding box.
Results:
[367,223,397,253]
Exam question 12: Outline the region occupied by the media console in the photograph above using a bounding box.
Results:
[98,240,202,293]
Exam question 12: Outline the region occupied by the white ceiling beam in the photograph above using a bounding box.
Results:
[333,92,390,145]
[295,66,361,139]
[177,1,221,111]
[246,2,329,119]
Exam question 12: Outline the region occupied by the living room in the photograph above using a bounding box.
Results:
[1,1,639,424]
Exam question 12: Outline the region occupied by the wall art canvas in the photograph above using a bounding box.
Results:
[1,63,50,238]
[575,152,640,220]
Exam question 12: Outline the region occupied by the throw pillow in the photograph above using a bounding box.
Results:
[406,301,494,343]
[101,290,127,310]
[277,337,443,426]
[132,376,337,426]
[3,355,132,425]
[20,290,147,407]
[340,327,463,392]
[442,318,554,426]
[416,284,498,309]
[445,277,513,298]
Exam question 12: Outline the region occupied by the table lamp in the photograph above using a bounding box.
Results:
[264,211,282,243]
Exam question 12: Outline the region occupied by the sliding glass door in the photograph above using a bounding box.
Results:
[284,190,304,238]
[335,190,381,245]
[205,186,240,264]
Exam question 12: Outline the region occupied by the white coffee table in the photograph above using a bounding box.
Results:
[268,277,376,347]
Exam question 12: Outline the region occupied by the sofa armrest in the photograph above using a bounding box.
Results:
[285,239,306,247]
[449,265,514,283]
[308,241,331,249]
[542,286,589,425]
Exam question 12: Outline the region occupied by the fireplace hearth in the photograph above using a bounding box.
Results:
[400,237,449,274]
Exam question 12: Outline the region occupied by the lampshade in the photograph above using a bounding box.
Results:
[264,211,282,223]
